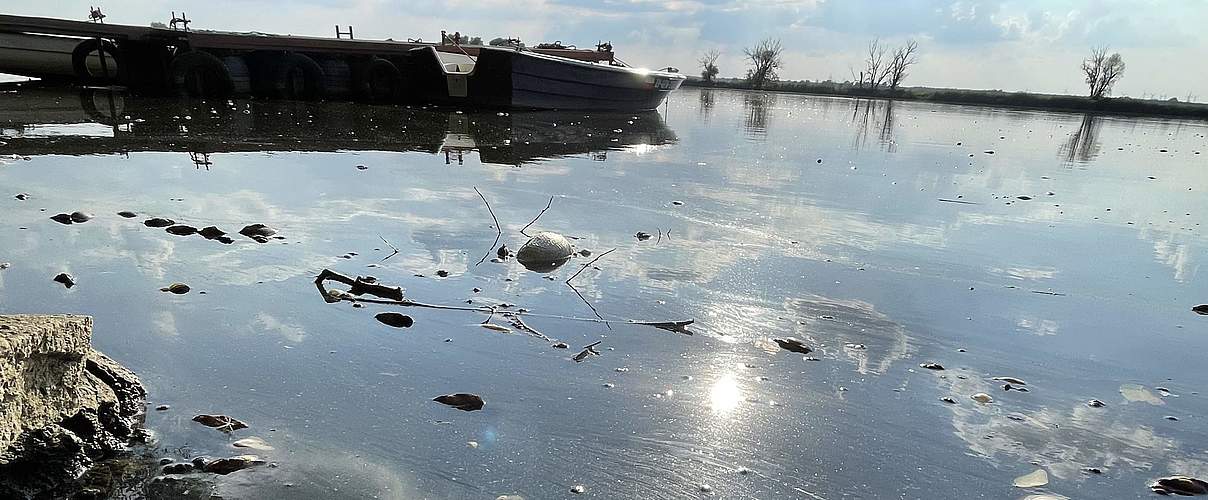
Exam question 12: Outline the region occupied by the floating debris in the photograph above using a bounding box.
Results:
[144,217,175,228]
[992,377,1027,385]
[1193,304,1208,315]
[1013,469,1049,488]
[971,393,994,404]
[1150,476,1208,496]
[231,436,274,451]
[1121,384,1165,405]
[374,312,414,328]
[1087,399,1106,408]
[919,362,944,370]
[160,283,191,294]
[50,213,75,224]
[53,272,76,288]
[117,211,138,218]
[204,455,265,475]
[773,337,812,354]
[433,393,485,411]
[192,414,248,432]
[635,232,652,241]
[481,323,511,333]
[70,211,94,223]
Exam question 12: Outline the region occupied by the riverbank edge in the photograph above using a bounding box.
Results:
[685,78,1208,121]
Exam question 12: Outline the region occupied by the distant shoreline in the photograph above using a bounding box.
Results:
[685,78,1208,121]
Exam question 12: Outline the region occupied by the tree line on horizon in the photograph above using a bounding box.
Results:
[699,39,1129,101]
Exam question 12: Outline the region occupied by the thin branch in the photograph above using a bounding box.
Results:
[567,281,613,331]
[565,248,617,284]
[474,187,502,266]
[520,196,554,237]
[379,234,400,262]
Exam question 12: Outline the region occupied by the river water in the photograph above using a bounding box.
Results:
[1,86,1207,499]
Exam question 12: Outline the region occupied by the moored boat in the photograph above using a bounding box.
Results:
[408,45,685,111]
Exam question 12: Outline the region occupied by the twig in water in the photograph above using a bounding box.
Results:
[566,247,617,284]
[474,187,502,266]
[314,269,404,301]
[573,340,603,362]
[567,281,612,331]
[504,313,553,342]
[656,227,662,244]
[379,234,400,262]
[520,196,555,237]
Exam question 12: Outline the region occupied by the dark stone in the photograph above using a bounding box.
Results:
[164,225,198,236]
[53,273,76,288]
[433,393,485,411]
[143,218,175,228]
[239,224,276,238]
[198,226,226,239]
[374,313,413,328]
[1193,305,1208,316]
[772,337,811,354]
[69,212,93,223]
[51,214,74,225]
[116,211,137,218]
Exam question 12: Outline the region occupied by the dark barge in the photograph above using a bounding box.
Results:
[0,13,684,110]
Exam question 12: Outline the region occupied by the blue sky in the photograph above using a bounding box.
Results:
[4,0,1207,99]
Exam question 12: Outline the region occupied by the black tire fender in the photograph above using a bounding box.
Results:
[356,57,403,102]
[169,50,235,97]
[271,53,326,100]
[71,39,121,84]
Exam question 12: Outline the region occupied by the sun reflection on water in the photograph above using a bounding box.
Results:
[710,373,743,413]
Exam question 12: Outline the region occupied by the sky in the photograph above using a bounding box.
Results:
[2,0,1207,100]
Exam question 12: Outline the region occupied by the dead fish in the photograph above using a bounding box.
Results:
[50,213,75,224]
[1150,476,1208,496]
[144,217,175,228]
[70,211,93,223]
[192,414,248,432]
[53,272,76,288]
[773,337,812,354]
[375,312,414,328]
[165,225,198,236]
[117,211,138,218]
[239,223,277,238]
[920,362,945,370]
[992,376,1027,385]
[204,455,265,475]
[433,393,484,411]
[160,283,191,294]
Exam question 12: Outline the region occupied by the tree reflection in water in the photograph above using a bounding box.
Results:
[742,91,776,138]
[1059,114,1102,163]
[851,98,896,152]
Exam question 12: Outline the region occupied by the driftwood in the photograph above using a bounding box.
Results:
[315,268,693,334]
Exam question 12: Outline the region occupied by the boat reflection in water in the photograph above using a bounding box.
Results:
[0,87,678,166]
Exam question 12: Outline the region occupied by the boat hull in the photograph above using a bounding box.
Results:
[409,46,684,111]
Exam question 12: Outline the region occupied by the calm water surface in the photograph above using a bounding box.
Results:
[2,87,1207,499]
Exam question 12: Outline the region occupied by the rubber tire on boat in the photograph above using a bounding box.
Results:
[356,58,403,103]
[71,39,121,85]
[78,89,125,126]
[269,53,326,100]
[169,50,235,97]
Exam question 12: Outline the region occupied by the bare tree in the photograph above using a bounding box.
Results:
[744,38,783,89]
[886,40,919,90]
[1081,47,1125,99]
[863,38,890,90]
[699,49,720,83]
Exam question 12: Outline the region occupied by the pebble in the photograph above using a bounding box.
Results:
[204,455,265,475]
[160,283,191,294]
[375,312,414,328]
[570,485,586,494]
[162,463,194,474]
[971,393,994,404]
[144,217,175,228]
[155,404,170,411]
[919,362,944,370]
[117,211,138,218]
[50,213,75,224]
[435,270,449,277]
[165,225,198,236]
[53,272,76,288]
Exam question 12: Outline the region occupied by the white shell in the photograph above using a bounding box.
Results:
[516,231,574,264]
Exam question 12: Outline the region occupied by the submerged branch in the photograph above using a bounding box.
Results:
[565,247,617,284]
[520,196,555,237]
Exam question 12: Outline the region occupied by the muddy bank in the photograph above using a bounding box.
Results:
[0,315,146,499]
